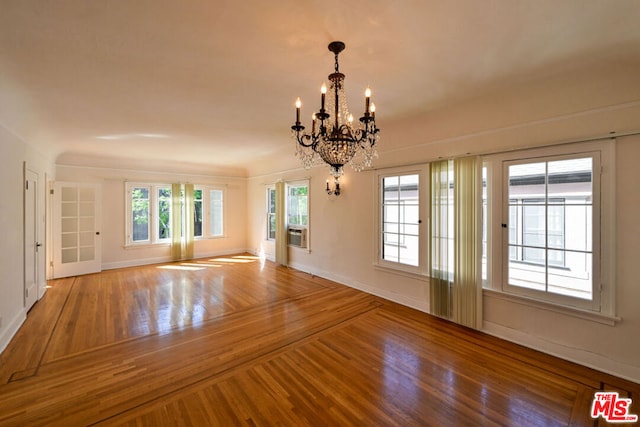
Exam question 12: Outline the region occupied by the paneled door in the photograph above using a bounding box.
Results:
[24,168,39,310]
[52,182,102,278]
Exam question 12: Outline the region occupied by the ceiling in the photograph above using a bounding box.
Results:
[1,1,640,177]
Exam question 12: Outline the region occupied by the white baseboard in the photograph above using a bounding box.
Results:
[287,261,430,314]
[483,320,640,384]
[0,310,26,354]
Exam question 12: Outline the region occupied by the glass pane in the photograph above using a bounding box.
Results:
[194,200,203,237]
[158,188,171,240]
[508,162,545,200]
[383,176,399,201]
[61,233,77,249]
[548,250,592,300]
[288,186,308,226]
[399,235,419,266]
[62,218,78,233]
[132,188,149,242]
[381,173,420,267]
[79,217,94,232]
[399,174,419,199]
[62,248,77,264]
[508,203,518,247]
[61,187,77,202]
[268,189,276,214]
[565,205,592,251]
[79,247,94,262]
[62,202,77,217]
[210,190,223,237]
[268,214,276,239]
[79,202,94,217]
[79,231,94,247]
[508,251,546,291]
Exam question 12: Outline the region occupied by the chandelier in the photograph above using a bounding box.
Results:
[291,41,380,180]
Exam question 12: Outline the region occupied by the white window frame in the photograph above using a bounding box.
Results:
[286,180,310,249]
[194,185,226,239]
[375,165,429,277]
[286,180,309,229]
[125,182,172,246]
[483,140,616,319]
[266,185,276,241]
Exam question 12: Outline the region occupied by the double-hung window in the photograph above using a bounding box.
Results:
[376,166,428,275]
[286,182,308,227]
[483,139,615,315]
[266,186,276,240]
[126,183,172,245]
[194,186,225,239]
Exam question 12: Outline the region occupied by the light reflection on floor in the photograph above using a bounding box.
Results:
[382,339,422,407]
[149,257,258,333]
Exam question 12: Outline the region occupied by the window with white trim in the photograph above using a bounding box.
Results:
[286,182,308,227]
[376,166,428,275]
[126,183,172,245]
[194,186,225,239]
[266,186,276,240]
[483,140,615,315]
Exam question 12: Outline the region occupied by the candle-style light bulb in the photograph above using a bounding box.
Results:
[365,87,371,115]
[312,113,317,133]
[321,83,327,111]
[348,114,354,124]
[370,102,376,120]
[295,97,301,123]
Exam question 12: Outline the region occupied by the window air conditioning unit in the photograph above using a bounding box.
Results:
[287,227,308,249]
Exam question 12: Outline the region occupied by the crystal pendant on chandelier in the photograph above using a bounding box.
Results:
[291,41,380,178]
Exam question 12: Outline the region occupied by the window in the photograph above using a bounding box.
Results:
[209,189,224,237]
[126,183,172,245]
[266,186,276,240]
[194,189,203,237]
[287,182,308,227]
[376,166,428,275]
[194,186,225,239]
[127,183,225,245]
[131,186,150,242]
[505,156,594,301]
[483,140,615,315]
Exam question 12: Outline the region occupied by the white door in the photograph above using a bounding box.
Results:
[24,168,39,310]
[53,182,102,278]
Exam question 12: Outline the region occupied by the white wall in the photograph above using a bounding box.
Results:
[247,99,640,383]
[55,165,247,270]
[0,125,55,352]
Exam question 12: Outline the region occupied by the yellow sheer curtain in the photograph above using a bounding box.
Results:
[171,183,182,261]
[183,183,194,260]
[275,181,288,266]
[429,160,453,318]
[170,183,195,261]
[429,157,482,328]
[453,156,481,329]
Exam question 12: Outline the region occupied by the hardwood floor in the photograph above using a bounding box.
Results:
[0,254,638,426]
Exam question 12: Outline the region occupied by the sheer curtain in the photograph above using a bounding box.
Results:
[453,157,481,329]
[429,160,453,318]
[171,183,194,261]
[183,183,194,260]
[275,181,288,266]
[429,157,482,328]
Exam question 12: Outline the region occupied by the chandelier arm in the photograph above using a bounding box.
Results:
[293,131,318,149]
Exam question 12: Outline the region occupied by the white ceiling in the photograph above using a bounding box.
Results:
[1,1,640,176]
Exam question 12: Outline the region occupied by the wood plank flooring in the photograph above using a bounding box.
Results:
[0,254,638,426]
